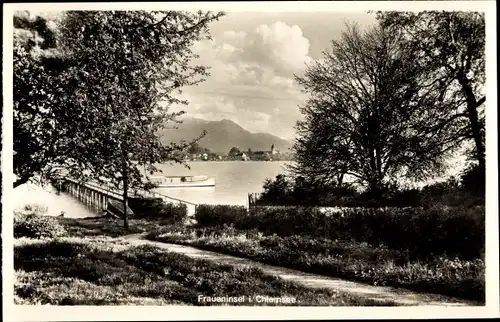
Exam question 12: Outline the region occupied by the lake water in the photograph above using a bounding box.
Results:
[12,182,103,218]
[152,161,290,206]
[12,161,290,218]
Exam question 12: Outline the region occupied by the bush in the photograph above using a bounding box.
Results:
[255,173,484,208]
[157,202,188,223]
[259,174,295,205]
[129,198,188,223]
[194,204,248,227]
[14,213,66,239]
[22,203,49,215]
[199,205,484,260]
[460,163,485,196]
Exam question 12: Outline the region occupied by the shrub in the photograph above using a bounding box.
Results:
[129,198,188,223]
[218,205,485,260]
[14,213,66,239]
[259,174,294,205]
[194,204,248,227]
[255,172,484,208]
[156,202,188,223]
[460,163,485,196]
[22,203,49,215]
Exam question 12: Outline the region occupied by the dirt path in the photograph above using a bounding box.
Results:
[118,233,476,306]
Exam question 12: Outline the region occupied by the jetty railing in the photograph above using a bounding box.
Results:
[65,177,124,201]
[64,177,197,216]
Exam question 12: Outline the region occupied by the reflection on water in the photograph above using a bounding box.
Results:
[13,182,101,218]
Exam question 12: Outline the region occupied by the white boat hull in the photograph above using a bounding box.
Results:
[150,176,215,188]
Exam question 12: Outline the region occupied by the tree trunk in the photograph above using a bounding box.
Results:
[122,163,129,230]
[466,100,485,170]
[459,76,485,171]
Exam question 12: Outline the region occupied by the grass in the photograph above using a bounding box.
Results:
[14,206,484,305]
[146,224,485,304]
[56,216,163,238]
[13,237,396,306]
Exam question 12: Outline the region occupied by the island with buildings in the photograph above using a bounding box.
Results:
[181,143,293,162]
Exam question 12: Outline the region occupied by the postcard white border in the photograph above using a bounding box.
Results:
[2,1,498,321]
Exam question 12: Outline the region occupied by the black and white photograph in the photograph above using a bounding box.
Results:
[2,1,498,320]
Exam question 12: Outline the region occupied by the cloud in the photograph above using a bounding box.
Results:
[252,21,313,72]
[218,21,313,76]
[179,20,314,139]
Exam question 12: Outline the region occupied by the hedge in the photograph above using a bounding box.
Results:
[193,204,484,260]
[194,204,249,227]
[129,198,188,223]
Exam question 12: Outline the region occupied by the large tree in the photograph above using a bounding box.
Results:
[376,11,486,171]
[292,23,462,195]
[289,99,353,188]
[57,10,224,228]
[13,12,73,188]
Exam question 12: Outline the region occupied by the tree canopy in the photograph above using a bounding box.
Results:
[228,147,241,157]
[188,142,211,155]
[13,12,72,187]
[57,10,224,227]
[291,22,467,194]
[376,11,486,170]
[13,10,224,228]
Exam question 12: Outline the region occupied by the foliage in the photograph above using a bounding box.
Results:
[191,203,485,260]
[150,225,484,303]
[52,10,223,227]
[377,11,486,171]
[260,174,294,204]
[187,142,211,155]
[459,162,485,196]
[129,198,188,223]
[194,204,248,227]
[260,174,363,207]
[228,147,242,157]
[292,23,464,194]
[257,172,484,208]
[14,213,66,239]
[291,12,486,194]
[22,203,49,215]
[56,216,183,238]
[13,12,75,188]
[12,10,224,191]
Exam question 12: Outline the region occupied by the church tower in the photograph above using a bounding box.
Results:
[271,144,276,155]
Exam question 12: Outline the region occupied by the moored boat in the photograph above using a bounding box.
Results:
[148,175,215,188]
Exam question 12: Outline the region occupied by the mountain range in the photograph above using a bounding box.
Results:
[159,117,294,154]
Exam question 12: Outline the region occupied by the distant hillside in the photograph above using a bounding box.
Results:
[159,117,293,154]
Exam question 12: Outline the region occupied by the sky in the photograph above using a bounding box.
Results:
[174,12,377,140]
[19,10,377,141]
